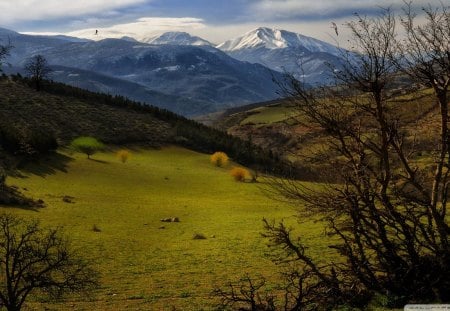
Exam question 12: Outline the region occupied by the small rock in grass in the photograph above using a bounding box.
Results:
[62,195,75,203]
[92,224,101,232]
[193,233,207,240]
[160,217,180,223]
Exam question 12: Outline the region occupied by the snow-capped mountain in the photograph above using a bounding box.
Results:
[217,27,345,85]
[218,27,340,56]
[143,32,212,46]
[62,28,212,47]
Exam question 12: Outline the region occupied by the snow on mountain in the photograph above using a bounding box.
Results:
[64,29,212,46]
[217,27,345,85]
[142,32,212,46]
[217,27,341,56]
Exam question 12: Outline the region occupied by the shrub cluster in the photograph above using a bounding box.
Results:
[210,152,252,182]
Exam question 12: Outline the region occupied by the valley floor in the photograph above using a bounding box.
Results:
[1,147,332,310]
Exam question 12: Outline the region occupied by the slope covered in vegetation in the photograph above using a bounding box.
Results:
[210,88,442,179]
[0,75,281,171]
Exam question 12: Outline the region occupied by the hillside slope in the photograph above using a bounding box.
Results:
[0,76,283,172]
[210,89,441,174]
[0,77,172,145]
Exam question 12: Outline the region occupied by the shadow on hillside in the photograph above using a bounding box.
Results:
[16,153,74,178]
[0,186,43,212]
[88,158,109,164]
[0,204,41,212]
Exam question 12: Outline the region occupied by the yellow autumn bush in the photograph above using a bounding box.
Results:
[210,152,229,167]
[230,167,249,182]
[116,149,131,163]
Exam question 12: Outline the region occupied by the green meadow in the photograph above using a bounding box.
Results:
[240,105,297,125]
[2,147,332,310]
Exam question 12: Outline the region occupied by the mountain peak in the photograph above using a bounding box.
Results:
[217,27,286,51]
[142,31,212,46]
[217,27,340,56]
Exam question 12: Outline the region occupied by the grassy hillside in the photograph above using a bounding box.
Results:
[0,75,283,172]
[212,89,441,165]
[1,147,332,310]
[0,76,172,146]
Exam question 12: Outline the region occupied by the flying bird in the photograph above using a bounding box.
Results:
[331,22,338,36]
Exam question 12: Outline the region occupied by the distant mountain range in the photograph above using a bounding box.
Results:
[1,26,345,116]
[217,27,345,85]
[0,27,284,116]
[65,27,346,85]
[61,27,346,85]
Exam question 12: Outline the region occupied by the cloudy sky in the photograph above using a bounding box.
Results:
[0,0,445,44]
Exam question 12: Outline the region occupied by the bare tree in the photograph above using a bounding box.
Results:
[395,2,450,255]
[219,7,449,310]
[0,214,99,311]
[24,55,52,91]
[213,274,277,311]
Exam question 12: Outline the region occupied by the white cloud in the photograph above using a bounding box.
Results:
[252,0,447,18]
[57,17,206,41]
[16,1,442,48]
[0,0,147,23]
